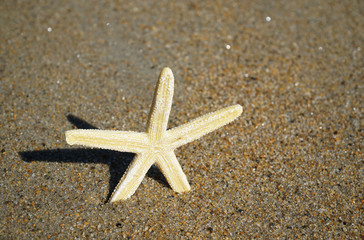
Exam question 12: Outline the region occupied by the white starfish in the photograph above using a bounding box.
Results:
[66,68,242,202]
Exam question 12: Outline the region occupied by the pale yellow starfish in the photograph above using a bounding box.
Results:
[66,68,242,202]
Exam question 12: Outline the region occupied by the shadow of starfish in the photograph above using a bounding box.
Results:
[19,114,169,203]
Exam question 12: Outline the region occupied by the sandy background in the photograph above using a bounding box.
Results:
[1,0,363,238]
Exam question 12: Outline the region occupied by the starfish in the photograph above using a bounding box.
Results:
[66,68,242,202]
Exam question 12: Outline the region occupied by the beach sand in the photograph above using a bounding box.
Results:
[1,0,362,238]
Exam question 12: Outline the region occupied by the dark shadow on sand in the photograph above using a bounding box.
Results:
[19,114,169,203]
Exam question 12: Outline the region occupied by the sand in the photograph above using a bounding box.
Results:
[1,0,362,238]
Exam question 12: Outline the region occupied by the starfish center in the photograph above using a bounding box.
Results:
[150,144,167,153]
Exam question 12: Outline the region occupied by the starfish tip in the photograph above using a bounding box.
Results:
[160,67,173,78]
[65,130,75,145]
[234,104,243,116]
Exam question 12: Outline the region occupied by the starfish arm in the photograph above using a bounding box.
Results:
[110,152,155,202]
[65,129,149,153]
[167,104,243,148]
[146,67,174,142]
[155,151,191,193]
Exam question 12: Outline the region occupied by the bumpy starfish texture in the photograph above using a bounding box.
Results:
[66,68,242,202]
